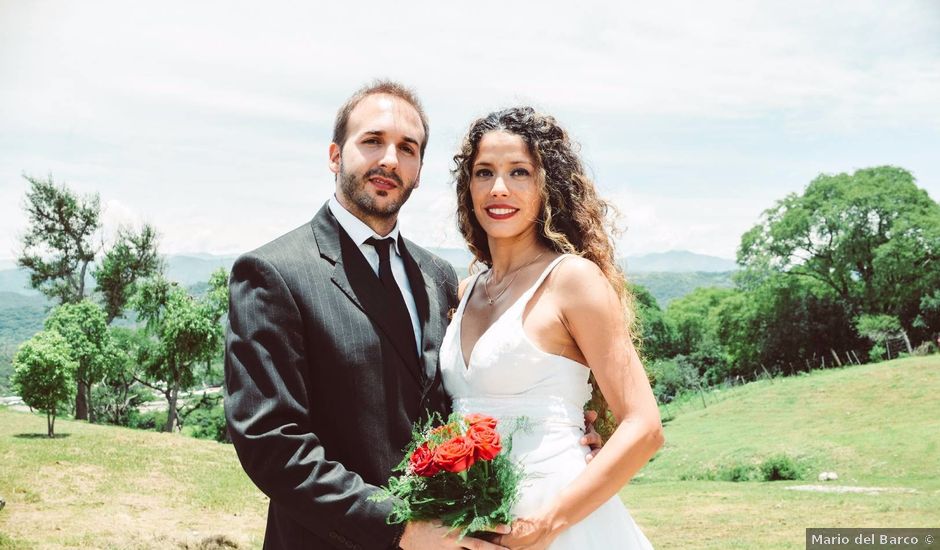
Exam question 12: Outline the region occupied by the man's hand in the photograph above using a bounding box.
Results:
[581,409,603,463]
[399,520,510,550]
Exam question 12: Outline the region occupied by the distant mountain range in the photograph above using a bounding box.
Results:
[623,250,738,273]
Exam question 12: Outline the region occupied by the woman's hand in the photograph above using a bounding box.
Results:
[500,511,565,550]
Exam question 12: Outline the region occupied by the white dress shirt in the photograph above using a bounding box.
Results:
[328,195,422,356]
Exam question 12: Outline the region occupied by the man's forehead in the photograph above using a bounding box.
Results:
[348,94,423,133]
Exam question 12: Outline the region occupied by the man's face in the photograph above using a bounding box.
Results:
[329,94,425,225]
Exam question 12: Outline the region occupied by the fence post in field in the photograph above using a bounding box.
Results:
[760,363,774,382]
[902,332,913,354]
[830,349,843,367]
[851,350,862,365]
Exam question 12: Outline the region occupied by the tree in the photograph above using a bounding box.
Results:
[16,175,162,419]
[90,327,152,426]
[629,283,674,362]
[17,174,100,304]
[738,166,940,338]
[43,300,113,421]
[94,225,163,323]
[132,269,228,432]
[664,287,737,357]
[11,331,77,437]
[719,272,860,377]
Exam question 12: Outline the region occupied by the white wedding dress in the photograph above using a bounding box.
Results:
[439,255,654,549]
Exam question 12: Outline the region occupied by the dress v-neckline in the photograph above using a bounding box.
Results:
[458,272,525,370]
[458,255,569,371]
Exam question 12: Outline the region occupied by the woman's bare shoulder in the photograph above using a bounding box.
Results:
[551,255,608,290]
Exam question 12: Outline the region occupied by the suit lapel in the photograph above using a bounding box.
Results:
[311,204,423,385]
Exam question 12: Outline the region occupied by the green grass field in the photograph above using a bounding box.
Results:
[1,355,938,549]
[624,354,940,549]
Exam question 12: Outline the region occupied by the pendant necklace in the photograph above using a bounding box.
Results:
[483,251,547,306]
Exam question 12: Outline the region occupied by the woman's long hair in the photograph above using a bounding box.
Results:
[452,106,638,433]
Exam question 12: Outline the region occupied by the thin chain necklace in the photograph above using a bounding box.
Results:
[483,251,547,306]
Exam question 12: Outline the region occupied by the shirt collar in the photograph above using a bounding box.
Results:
[329,194,402,255]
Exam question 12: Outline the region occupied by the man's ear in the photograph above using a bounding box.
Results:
[328,142,341,175]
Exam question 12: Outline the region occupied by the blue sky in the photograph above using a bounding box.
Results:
[1,1,938,261]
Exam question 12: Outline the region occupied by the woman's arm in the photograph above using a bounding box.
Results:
[504,257,664,549]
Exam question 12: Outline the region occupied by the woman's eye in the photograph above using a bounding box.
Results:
[474,168,493,178]
[511,168,530,177]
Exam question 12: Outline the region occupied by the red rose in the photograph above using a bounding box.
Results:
[432,436,476,473]
[467,423,502,461]
[463,413,498,430]
[409,443,440,477]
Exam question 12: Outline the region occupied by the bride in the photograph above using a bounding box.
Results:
[439,107,663,549]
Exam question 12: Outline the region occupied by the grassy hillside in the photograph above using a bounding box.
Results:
[1,356,937,549]
[0,410,267,549]
[623,355,940,549]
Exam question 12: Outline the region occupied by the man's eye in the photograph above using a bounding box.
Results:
[400,145,416,155]
[364,138,380,144]
[474,169,493,178]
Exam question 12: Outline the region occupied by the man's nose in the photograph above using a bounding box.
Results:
[379,145,399,171]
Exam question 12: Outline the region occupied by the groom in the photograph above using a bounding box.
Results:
[225,81,599,549]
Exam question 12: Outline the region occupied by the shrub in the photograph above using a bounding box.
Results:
[127,409,167,431]
[869,344,887,362]
[650,356,701,404]
[759,454,805,481]
[187,403,230,443]
[681,453,808,482]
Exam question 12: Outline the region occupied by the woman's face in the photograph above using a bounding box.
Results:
[469,131,542,243]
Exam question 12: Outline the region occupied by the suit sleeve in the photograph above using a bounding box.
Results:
[224,253,401,549]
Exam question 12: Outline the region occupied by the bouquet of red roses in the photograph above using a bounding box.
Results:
[371,412,524,538]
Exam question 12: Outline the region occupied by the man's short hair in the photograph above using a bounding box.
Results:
[332,80,430,159]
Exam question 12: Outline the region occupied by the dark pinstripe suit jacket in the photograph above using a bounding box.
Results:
[224,203,458,549]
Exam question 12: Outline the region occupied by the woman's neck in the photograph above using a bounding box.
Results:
[487,232,550,281]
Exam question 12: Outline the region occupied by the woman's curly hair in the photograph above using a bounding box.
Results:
[452,106,638,432]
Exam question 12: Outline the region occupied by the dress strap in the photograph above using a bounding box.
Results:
[454,270,485,320]
[518,254,573,303]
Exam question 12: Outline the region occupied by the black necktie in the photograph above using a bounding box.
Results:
[366,237,418,358]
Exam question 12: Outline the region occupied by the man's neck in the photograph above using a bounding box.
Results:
[334,194,397,237]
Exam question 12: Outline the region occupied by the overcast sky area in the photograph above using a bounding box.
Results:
[1,1,939,262]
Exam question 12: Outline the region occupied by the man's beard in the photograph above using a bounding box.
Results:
[338,163,415,219]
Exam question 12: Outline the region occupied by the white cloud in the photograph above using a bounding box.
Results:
[1,0,938,261]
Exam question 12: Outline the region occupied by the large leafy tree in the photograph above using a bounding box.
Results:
[12,330,77,437]
[132,269,228,432]
[738,166,940,340]
[44,300,113,421]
